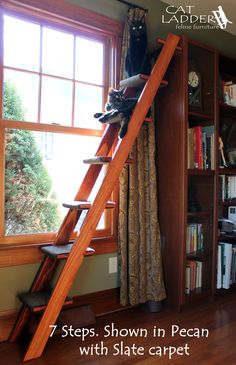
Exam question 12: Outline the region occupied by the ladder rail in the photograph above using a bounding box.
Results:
[23,33,180,361]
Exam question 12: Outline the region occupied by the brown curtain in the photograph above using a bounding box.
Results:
[118,8,166,306]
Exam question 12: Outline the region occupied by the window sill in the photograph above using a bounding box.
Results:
[0,237,117,268]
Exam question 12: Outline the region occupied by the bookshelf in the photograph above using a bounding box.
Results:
[217,54,236,292]
[156,37,236,310]
[155,36,217,310]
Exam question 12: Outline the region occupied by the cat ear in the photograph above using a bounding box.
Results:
[139,13,147,23]
[108,87,115,94]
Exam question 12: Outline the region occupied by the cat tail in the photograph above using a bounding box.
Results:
[119,118,129,139]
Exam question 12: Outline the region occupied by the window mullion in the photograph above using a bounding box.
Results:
[37,24,43,123]
[71,35,76,127]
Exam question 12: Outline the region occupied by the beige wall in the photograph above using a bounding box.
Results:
[1,0,236,313]
[70,0,236,57]
[0,254,118,311]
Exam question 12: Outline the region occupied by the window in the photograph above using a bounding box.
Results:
[0,2,120,246]
[3,15,104,128]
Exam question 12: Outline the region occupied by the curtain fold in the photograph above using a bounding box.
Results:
[118,7,166,306]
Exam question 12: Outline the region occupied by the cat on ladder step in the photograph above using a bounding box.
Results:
[94,88,138,138]
[125,17,151,78]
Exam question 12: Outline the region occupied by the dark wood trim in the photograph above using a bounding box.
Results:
[157,36,221,310]
[73,287,125,317]
[188,37,216,52]
[212,49,219,297]
[0,309,18,342]
[188,169,215,176]
[0,287,123,342]
[0,0,123,36]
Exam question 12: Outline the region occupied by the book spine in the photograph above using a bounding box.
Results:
[217,245,222,289]
[202,132,207,169]
[195,126,203,169]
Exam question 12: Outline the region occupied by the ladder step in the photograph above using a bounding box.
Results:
[63,200,115,210]
[120,74,148,88]
[120,74,168,89]
[157,38,182,51]
[19,290,73,313]
[41,244,95,259]
[83,156,133,165]
[27,305,96,337]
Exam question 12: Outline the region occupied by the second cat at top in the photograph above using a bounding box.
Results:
[125,17,151,78]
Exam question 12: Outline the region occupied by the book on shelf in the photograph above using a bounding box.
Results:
[222,80,236,106]
[217,244,222,289]
[188,125,214,170]
[186,265,191,295]
[186,223,204,254]
[186,259,203,294]
[217,242,236,289]
[232,246,236,284]
[219,175,236,202]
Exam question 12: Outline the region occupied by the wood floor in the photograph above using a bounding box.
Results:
[1,293,236,364]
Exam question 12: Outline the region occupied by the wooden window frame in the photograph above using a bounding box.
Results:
[0,0,123,263]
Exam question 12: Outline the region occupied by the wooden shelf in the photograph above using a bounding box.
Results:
[218,167,236,175]
[186,250,211,260]
[218,235,236,242]
[188,169,215,176]
[187,211,212,217]
[216,283,236,295]
[188,111,213,121]
[219,102,236,113]
[185,288,211,300]
[18,291,73,313]
[218,200,236,207]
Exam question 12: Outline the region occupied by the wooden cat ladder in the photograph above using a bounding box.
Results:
[9,33,180,361]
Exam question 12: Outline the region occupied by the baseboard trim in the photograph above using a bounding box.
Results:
[0,309,18,342]
[73,287,128,317]
[0,287,126,342]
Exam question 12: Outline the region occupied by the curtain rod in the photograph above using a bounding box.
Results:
[117,0,148,12]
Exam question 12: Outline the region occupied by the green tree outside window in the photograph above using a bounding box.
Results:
[4,81,60,235]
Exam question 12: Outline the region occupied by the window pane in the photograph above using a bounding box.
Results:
[4,15,40,72]
[41,76,72,125]
[74,84,103,129]
[75,37,104,85]
[42,27,74,78]
[5,130,104,235]
[4,69,39,122]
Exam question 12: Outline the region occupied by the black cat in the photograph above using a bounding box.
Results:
[125,18,151,78]
[94,88,138,138]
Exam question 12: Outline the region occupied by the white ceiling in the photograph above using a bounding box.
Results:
[162,0,236,36]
